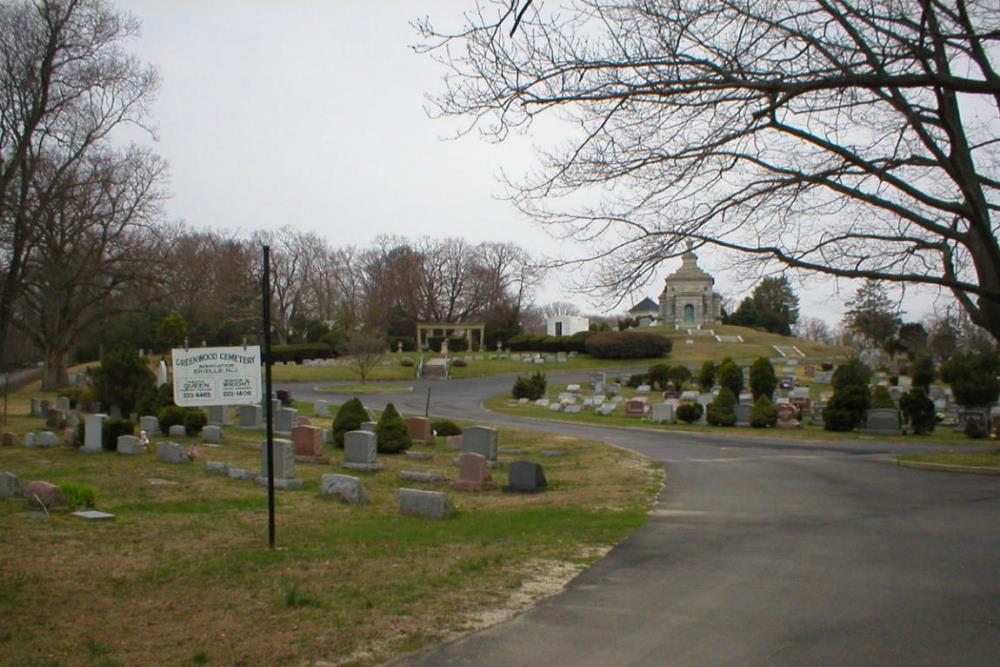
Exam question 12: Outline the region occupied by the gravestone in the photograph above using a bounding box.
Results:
[453,452,495,491]
[504,461,548,493]
[139,415,160,435]
[733,403,752,427]
[320,473,368,503]
[680,390,700,402]
[291,425,324,457]
[651,403,674,424]
[82,414,107,453]
[228,467,257,481]
[156,441,190,464]
[607,383,621,396]
[865,408,902,435]
[534,398,550,407]
[205,461,229,475]
[341,430,382,472]
[399,488,455,519]
[37,431,59,448]
[775,403,801,429]
[117,435,143,455]
[23,432,35,448]
[696,394,714,424]
[314,400,330,417]
[548,403,563,412]
[597,403,617,416]
[168,424,187,438]
[564,405,582,414]
[257,439,303,490]
[955,408,990,433]
[39,399,51,417]
[1,432,16,446]
[63,428,77,448]
[109,405,123,421]
[625,397,649,417]
[45,408,63,429]
[461,426,497,463]
[66,412,81,429]
[238,404,263,429]
[566,384,581,393]
[811,401,827,426]
[636,385,651,394]
[25,481,66,509]
[202,425,224,443]
[29,398,41,417]
[360,421,377,433]
[0,471,22,499]
[589,372,606,387]
[404,417,434,445]
[207,405,229,426]
[57,396,71,413]
[446,434,463,450]
[275,407,298,435]
[400,470,447,483]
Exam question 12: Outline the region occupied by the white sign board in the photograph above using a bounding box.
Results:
[171,346,262,406]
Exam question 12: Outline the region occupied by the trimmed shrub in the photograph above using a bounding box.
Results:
[332,397,369,449]
[375,402,412,453]
[451,358,468,368]
[676,402,703,424]
[900,387,935,435]
[749,357,776,401]
[832,358,871,392]
[512,372,547,400]
[717,360,743,397]
[184,410,208,435]
[157,406,188,432]
[646,363,671,391]
[706,388,737,426]
[508,331,594,353]
[138,381,174,416]
[57,482,96,510]
[276,389,294,406]
[87,346,155,417]
[431,420,462,436]
[940,351,1000,407]
[820,362,834,371]
[698,361,717,391]
[667,365,692,392]
[911,353,935,389]
[268,343,336,364]
[102,419,135,452]
[400,357,415,367]
[823,386,870,431]
[870,385,896,409]
[749,395,778,428]
[626,373,647,389]
[584,331,672,359]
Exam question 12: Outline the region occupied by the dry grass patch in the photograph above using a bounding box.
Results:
[0,402,660,667]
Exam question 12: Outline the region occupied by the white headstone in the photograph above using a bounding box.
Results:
[82,414,107,452]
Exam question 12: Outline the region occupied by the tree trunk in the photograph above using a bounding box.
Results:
[41,345,70,391]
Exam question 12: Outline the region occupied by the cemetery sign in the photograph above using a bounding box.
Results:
[172,346,262,406]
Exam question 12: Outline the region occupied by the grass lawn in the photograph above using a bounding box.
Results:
[485,383,979,446]
[897,449,1000,468]
[0,387,661,667]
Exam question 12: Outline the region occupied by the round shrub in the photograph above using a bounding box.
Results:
[102,419,135,451]
[584,331,672,359]
[698,361,717,391]
[832,358,871,392]
[332,397,369,449]
[512,372,547,401]
[717,360,743,397]
[400,356,415,367]
[431,419,462,436]
[375,402,412,453]
[183,410,208,435]
[823,386,870,431]
[87,346,155,417]
[911,354,935,389]
[940,351,1000,407]
[646,363,671,391]
[138,381,174,416]
[749,395,778,428]
[276,389,294,406]
[900,387,935,435]
[676,402,703,424]
[749,357,776,401]
[626,373,648,389]
[706,388,737,426]
[157,406,188,432]
[451,358,468,368]
[667,365,692,392]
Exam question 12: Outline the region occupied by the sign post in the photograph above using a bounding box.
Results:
[262,245,275,549]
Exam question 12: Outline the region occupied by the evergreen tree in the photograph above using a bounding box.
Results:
[332,397,369,449]
[842,280,901,347]
[748,357,777,401]
[751,276,799,335]
[717,360,743,397]
[697,361,717,391]
[375,402,412,453]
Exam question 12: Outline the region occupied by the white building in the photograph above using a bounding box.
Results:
[546,315,589,337]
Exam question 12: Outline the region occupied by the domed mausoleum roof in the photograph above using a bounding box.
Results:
[664,251,715,284]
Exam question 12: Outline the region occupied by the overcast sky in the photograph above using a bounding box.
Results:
[114,0,942,326]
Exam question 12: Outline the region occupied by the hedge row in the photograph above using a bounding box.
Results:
[584,331,672,359]
[508,331,594,353]
[267,343,336,364]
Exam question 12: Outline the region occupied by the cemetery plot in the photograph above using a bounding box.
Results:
[0,388,659,667]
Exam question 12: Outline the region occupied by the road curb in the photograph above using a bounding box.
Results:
[895,459,1000,475]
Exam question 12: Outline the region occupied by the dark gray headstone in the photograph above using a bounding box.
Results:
[504,461,548,493]
[462,426,498,461]
[865,408,902,434]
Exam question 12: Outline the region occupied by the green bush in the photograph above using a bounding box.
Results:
[646,363,671,391]
[911,353,935,389]
[667,365,692,392]
[832,358,871,392]
[823,386,870,431]
[900,387,935,435]
[431,419,462,436]
[821,362,834,371]
[389,336,417,352]
[940,351,1000,407]
[512,371,547,400]
[57,481,96,510]
[749,357,776,401]
[717,360,743,397]
[102,419,135,452]
[706,388,737,426]
[676,402,703,424]
[184,410,208,435]
[870,385,896,409]
[749,395,778,428]
[698,361,717,391]
[400,357,415,367]
[87,346,155,417]
[626,373,647,388]
[585,331,672,359]
[451,358,468,368]
[964,418,987,439]
[375,402,412,453]
[157,406,188,432]
[276,389,294,406]
[332,397,369,449]
[508,331,593,353]
[137,381,174,416]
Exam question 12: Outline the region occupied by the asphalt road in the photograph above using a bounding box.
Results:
[281,375,1000,666]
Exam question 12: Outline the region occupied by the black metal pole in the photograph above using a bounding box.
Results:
[425,387,431,417]
[262,245,276,549]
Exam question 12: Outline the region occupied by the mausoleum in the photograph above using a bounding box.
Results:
[657,250,723,328]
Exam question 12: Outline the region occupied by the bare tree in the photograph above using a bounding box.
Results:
[794,317,834,345]
[541,301,580,318]
[253,227,325,344]
[16,146,167,389]
[0,0,158,366]
[343,330,386,385]
[417,0,1000,341]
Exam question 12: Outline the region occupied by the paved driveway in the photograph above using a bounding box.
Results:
[282,376,1000,666]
